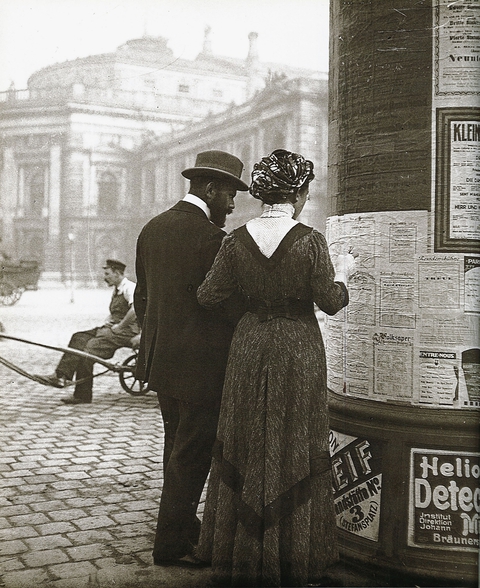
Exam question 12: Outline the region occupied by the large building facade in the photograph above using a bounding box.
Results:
[137,75,328,233]
[0,32,327,284]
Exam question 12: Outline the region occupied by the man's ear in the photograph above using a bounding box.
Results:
[204,181,216,204]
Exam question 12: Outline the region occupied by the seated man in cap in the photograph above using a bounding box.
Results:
[37,259,140,404]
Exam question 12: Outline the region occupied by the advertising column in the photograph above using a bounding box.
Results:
[327,0,478,583]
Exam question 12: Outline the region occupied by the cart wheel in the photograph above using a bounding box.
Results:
[0,280,23,306]
[119,354,149,396]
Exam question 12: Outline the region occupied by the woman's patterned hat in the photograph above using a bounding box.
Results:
[249,149,315,201]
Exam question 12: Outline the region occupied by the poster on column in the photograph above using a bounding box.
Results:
[329,430,383,542]
[464,256,480,313]
[434,0,480,95]
[326,211,478,409]
[409,448,480,552]
[435,109,480,253]
[448,120,480,242]
[417,254,479,408]
[326,211,428,405]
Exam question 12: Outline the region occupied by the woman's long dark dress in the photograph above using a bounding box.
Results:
[196,223,348,587]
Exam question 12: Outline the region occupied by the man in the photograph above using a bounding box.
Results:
[134,150,248,567]
[38,259,140,404]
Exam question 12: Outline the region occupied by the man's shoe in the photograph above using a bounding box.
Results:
[60,396,91,405]
[153,554,209,568]
[35,373,69,388]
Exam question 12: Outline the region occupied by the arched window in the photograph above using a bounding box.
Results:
[29,169,45,216]
[97,172,118,215]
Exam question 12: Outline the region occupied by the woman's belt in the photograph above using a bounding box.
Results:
[247,297,313,322]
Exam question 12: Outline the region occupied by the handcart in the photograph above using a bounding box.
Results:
[0,333,148,396]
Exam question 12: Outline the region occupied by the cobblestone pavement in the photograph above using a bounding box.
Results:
[0,288,462,588]
[0,287,218,588]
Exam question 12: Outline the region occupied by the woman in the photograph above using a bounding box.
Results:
[196,149,353,587]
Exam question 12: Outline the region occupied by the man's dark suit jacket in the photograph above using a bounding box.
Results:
[134,200,236,406]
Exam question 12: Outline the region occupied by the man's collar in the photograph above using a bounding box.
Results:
[115,277,127,294]
[182,194,210,220]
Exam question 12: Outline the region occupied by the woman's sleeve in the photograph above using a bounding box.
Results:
[310,230,349,316]
[197,234,239,309]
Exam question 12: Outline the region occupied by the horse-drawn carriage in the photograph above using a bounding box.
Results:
[0,260,41,306]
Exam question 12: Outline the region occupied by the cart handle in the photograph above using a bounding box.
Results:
[0,333,128,372]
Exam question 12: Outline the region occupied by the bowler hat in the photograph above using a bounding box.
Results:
[103,259,126,273]
[181,150,249,191]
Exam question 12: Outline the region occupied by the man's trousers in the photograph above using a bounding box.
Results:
[153,392,220,561]
[56,328,132,402]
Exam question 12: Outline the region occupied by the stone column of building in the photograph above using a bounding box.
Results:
[81,151,92,216]
[88,156,97,213]
[43,142,62,278]
[254,126,265,163]
[17,168,25,217]
[326,0,478,584]
[0,143,17,250]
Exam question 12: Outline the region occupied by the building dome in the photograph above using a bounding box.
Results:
[27,35,176,90]
[115,36,175,61]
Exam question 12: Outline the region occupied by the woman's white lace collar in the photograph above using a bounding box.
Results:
[260,202,295,218]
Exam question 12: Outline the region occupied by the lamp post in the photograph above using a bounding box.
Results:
[67,232,75,303]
